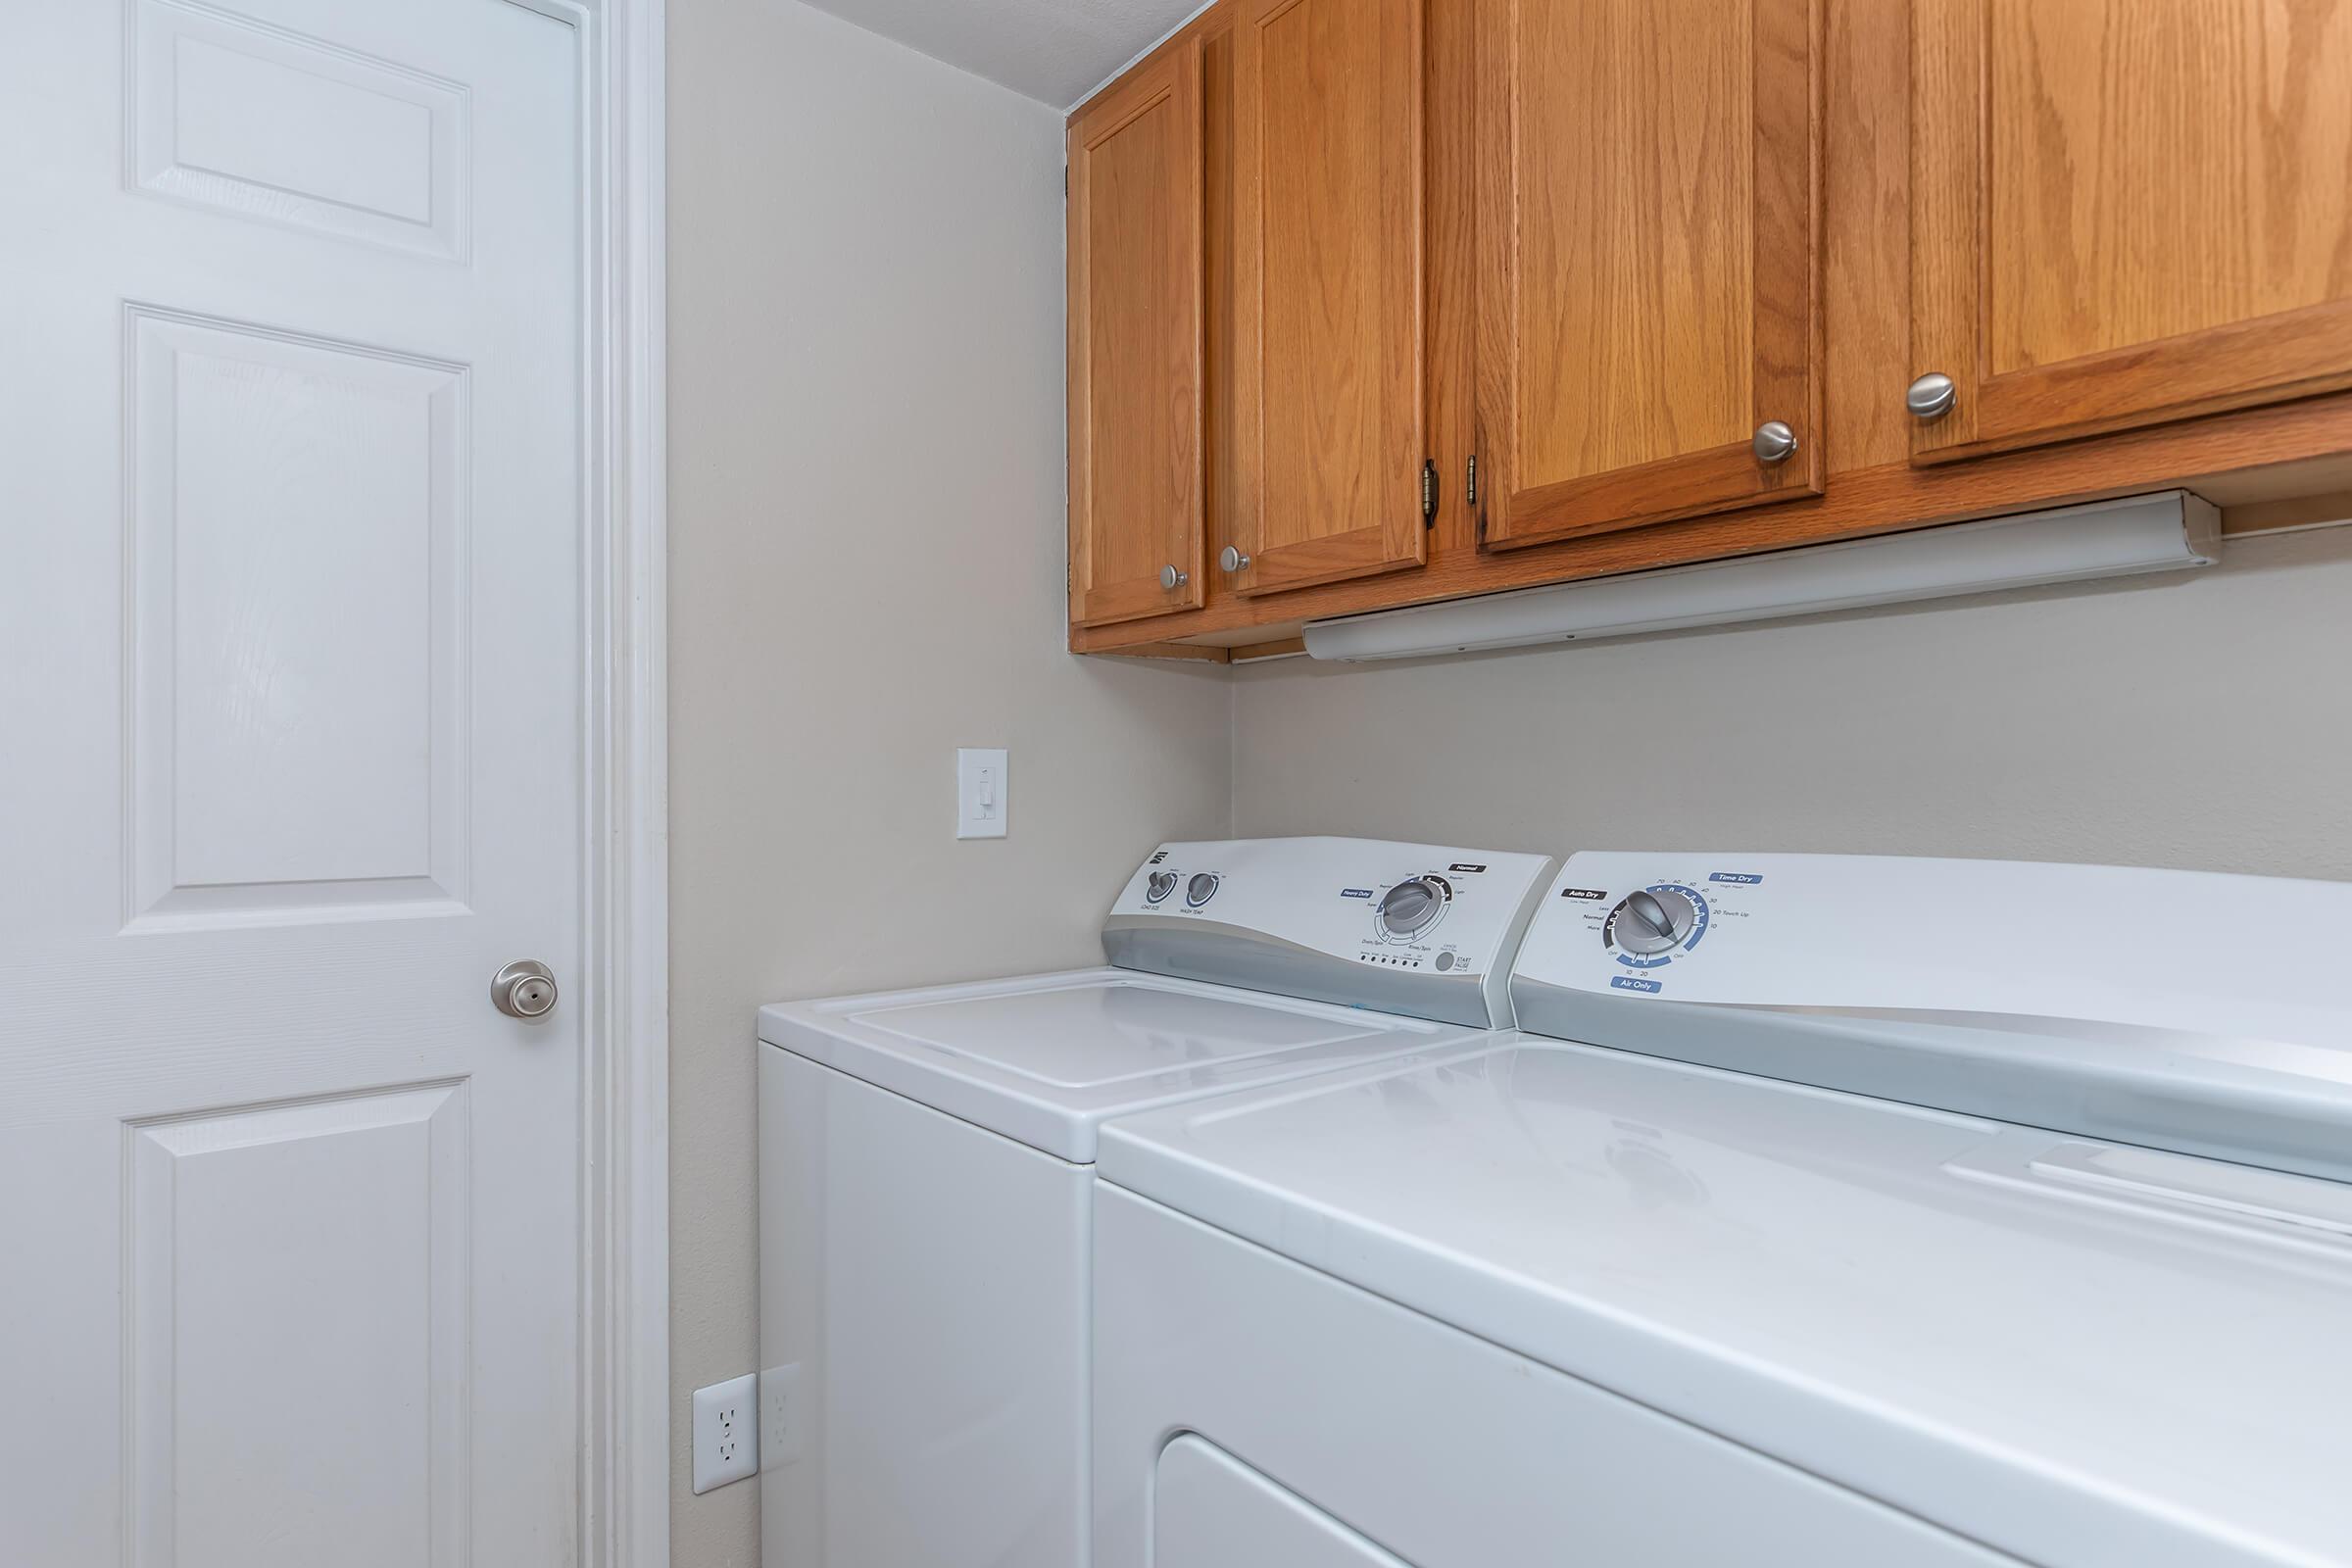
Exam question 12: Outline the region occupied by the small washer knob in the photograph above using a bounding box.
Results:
[1376,876,1450,940]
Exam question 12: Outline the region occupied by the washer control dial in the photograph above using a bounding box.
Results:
[1144,871,1179,905]
[1376,875,1451,941]
[1185,872,1220,908]
[1606,887,1697,955]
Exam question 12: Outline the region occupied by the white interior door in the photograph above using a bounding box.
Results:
[0,1,585,1562]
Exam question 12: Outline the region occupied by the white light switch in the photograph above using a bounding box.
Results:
[956,748,1008,839]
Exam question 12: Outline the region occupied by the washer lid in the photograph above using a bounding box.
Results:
[759,967,1477,1162]
[1099,1037,2352,1568]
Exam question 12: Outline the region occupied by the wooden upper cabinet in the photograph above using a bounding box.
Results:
[1224,0,1427,597]
[1067,41,1205,627]
[1912,0,2352,464]
[1473,0,1823,551]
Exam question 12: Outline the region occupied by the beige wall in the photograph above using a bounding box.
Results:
[1233,522,2352,881]
[666,3,1231,1559]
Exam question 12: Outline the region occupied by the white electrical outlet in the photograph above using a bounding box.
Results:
[692,1372,760,1494]
[956,747,1008,840]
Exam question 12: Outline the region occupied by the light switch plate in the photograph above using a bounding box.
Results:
[956,748,1008,839]
[692,1372,760,1494]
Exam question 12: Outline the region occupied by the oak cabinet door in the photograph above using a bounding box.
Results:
[1068,42,1206,627]
[1912,0,2352,463]
[1474,0,1822,551]
[1225,0,1427,597]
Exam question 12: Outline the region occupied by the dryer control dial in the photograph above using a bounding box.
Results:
[1606,887,1697,956]
[1376,876,1451,941]
[1144,871,1179,905]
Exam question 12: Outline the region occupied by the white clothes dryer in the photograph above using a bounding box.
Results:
[756,837,1553,1568]
[1094,852,2352,1568]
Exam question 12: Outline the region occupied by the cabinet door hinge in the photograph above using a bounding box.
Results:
[1466,454,1478,508]
[1421,459,1438,526]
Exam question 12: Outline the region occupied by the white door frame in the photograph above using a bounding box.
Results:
[549,0,668,1562]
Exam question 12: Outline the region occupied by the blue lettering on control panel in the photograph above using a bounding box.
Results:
[1708,872,1763,885]
[1610,976,1664,994]
[1341,888,1374,899]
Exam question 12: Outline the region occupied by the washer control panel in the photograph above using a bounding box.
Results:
[1107,838,1555,983]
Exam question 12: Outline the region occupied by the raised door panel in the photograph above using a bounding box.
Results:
[1912,0,2352,462]
[1476,0,1823,550]
[1069,42,1206,628]
[1227,0,1425,597]
[126,1086,469,1568]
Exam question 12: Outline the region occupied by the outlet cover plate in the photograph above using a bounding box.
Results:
[760,1360,805,1469]
[692,1372,760,1494]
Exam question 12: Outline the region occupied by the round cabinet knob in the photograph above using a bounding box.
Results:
[492,958,559,1020]
[1906,372,1957,422]
[1751,420,1798,465]
[1184,872,1220,907]
[1606,889,1696,956]
[1144,870,1178,905]
[1218,545,1250,573]
[1376,875,1451,941]
[1158,564,1190,591]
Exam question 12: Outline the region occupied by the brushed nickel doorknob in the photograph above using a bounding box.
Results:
[492,959,558,1020]
[1751,420,1798,465]
[1907,372,1957,421]
[1158,564,1189,590]
[1219,546,1250,572]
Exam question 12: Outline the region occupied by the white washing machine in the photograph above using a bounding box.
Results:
[1094,852,2352,1568]
[756,836,1554,1568]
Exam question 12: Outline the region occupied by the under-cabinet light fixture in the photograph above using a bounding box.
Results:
[1300,491,2222,662]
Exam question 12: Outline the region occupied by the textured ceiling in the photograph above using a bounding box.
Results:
[798,0,1208,108]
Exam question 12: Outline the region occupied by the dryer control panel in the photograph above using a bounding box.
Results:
[1104,838,1555,1029]
[1506,850,2352,1183]
[1535,860,1772,995]
[1516,850,2346,1035]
